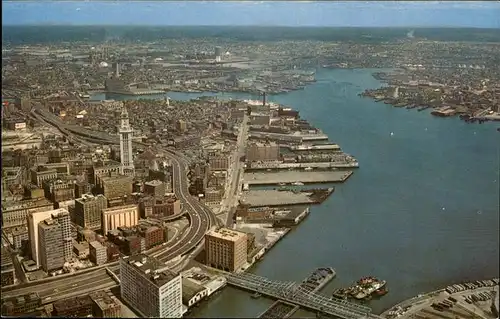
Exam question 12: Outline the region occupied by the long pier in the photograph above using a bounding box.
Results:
[259,268,336,318]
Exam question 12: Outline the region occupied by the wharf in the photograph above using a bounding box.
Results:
[248,162,359,170]
[259,268,337,319]
[241,188,334,207]
[244,171,353,185]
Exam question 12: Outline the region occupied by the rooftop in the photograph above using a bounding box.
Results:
[53,295,93,312]
[89,290,120,311]
[145,180,163,187]
[206,227,247,242]
[2,293,40,306]
[181,278,206,305]
[102,204,137,214]
[122,254,179,288]
[76,194,107,203]
[2,198,53,211]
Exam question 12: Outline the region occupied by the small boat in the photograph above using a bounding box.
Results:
[292,182,304,186]
[374,287,388,296]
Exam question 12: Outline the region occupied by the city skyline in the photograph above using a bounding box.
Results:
[2,1,499,28]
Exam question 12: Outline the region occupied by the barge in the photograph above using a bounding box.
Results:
[332,276,387,301]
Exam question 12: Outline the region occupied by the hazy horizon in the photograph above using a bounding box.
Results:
[2,1,500,28]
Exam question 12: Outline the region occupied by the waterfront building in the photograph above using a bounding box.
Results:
[120,254,183,318]
[246,141,280,162]
[74,194,108,230]
[119,107,134,176]
[205,228,248,272]
[101,204,139,235]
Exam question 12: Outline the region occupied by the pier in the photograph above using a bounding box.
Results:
[244,171,353,186]
[259,268,336,318]
[225,271,376,319]
[241,188,334,207]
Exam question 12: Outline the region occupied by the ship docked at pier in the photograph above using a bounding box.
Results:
[332,276,387,301]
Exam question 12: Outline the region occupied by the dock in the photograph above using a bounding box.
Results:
[259,268,336,318]
[244,171,353,185]
[241,188,334,207]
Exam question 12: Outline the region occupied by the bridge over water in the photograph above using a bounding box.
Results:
[225,272,383,319]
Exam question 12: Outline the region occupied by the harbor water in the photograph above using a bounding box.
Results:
[92,68,499,317]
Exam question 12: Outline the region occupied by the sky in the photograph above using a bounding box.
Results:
[2,1,499,28]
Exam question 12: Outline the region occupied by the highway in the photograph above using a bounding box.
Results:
[1,268,117,303]
[221,114,250,226]
[152,147,219,263]
[0,105,220,302]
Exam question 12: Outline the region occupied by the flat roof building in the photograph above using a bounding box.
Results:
[205,228,247,272]
[120,254,183,318]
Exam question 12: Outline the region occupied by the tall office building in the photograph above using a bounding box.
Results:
[120,254,183,318]
[27,208,69,267]
[54,209,72,262]
[74,194,108,230]
[119,107,134,176]
[38,219,65,272]
[205,228,247,272]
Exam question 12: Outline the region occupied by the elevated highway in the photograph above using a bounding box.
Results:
[3,106,220,303]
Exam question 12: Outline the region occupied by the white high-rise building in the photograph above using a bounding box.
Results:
[119,107,134,175]
[120,254,183,318]
[28,208,72,268]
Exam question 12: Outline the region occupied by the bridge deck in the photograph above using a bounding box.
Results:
[226,272,372,319]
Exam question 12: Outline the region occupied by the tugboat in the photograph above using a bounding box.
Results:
[374,287,389,297]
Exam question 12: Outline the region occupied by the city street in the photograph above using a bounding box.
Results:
[219,114,250,226]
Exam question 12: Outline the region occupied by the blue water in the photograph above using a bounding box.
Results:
[94,68,499,317]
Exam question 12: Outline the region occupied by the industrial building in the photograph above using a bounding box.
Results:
[120,254,183,318]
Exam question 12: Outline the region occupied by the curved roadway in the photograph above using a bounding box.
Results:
[33,106,219,259]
